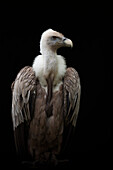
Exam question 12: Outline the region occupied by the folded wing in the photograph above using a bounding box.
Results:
[62,67,81,155]
[11,66,36,159]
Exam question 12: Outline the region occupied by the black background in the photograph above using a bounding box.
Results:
[0,4,111,169]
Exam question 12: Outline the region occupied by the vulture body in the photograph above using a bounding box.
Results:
[11,29,81,166]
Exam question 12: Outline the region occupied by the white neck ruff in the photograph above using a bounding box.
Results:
[32,54,67,92]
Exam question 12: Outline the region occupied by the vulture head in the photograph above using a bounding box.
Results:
[40,29,73,55]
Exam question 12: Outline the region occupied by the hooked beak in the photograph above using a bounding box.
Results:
[62,37,73,48]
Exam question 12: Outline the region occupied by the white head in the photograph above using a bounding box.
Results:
[40,29,73,55]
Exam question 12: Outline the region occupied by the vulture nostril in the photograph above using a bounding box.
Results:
[63,37,67,41]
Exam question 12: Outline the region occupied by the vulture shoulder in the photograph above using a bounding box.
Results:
[11,66,37,159]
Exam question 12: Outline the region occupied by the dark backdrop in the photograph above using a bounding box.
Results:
[0,4,111,169]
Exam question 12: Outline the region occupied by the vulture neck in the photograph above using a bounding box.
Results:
[42,47,58,79]
[42,47,58,116]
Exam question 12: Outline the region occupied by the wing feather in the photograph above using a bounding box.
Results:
[61,67,81,156]
[11,66,36,129]
[11,66,36,158]
[64,67,81,127]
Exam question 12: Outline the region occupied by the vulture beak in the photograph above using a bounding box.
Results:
[63,37,73,48]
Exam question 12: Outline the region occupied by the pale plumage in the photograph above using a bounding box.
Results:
[11,29,81,167]
[32,54,66,92]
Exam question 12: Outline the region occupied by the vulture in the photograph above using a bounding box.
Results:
[11,29,81,167]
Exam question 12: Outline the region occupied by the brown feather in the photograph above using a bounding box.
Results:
[28,82,64,160]
[11,66,36,129]
[64,67,81,126]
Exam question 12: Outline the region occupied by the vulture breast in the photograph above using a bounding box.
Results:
[28,82,64,160]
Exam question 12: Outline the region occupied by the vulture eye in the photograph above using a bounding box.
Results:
[51,36,58,40]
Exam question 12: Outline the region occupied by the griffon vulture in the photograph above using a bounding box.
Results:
[11,29,81,167]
